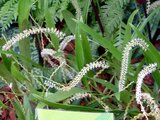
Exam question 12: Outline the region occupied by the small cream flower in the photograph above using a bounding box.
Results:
[119,38,149,92]
[59,35,75,50]
[61,61,109,91]
[136,63,157,104]
[146,0,151,14]
[44,61,109,91]
[132,93,160,120]
[66,92,92,104]
[2,27,65,51]
[141,93,160,120]
[147,0,160,14]
[41,48,66,65]
[136,63,157,120]
[67,92,110,112]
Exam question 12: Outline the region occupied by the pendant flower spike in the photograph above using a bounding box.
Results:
[2,27,66,51]
[119,38,149,92]
[135,63,159,120]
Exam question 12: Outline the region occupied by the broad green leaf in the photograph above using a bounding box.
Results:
[82,0,91,23]
[76,21,121,61]
[81,30,92,64]
[138,7,160,32]
[11,62,27,81]
[0,101,7,108]
[45,7,55,28]
[32,93,104,112]
[75,25,84,70]
[45,7,59,49]
[115,90,131,103]
[45,88,87,102]
[12,99,25,120]
[1,54,11,71]
[24,95,34,120]
[0,63,15,83]
[91,78,118,92]
[0,50,45,71]
[123,9,139,46]
[130,23,160,85]
[18,0,33,69]
[62,10,76,34]
[120,90,131,103]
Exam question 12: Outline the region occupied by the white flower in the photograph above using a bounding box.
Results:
[135,63,157,120]
[44,61,109,91]
[136,63,157,104]
[141,93,160,120]
[146,0,151,14]
[66,92,92,104]
[61,61,109,91]
[41,48,57,58]
[2,27,65,51]
[147,0,160,14]
[67,92,110,112]
[59,35,75,50]
[41,48,66,65]
[119,38,149,92]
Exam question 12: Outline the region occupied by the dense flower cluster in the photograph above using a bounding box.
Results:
[132,92,160,120]
[119,38,149,92]
[61,61,109,91]
[141,93,160,119]
[146,0,151,13]
[2,27,65,50]
[136,63,157,104]
[41,48,65,65]
[66,92,110,112]
[59,35,75,50]
[44,61,109,91]
[44,79,65,90]
[147,0,160,14]
[66,92,92,104]
[136,63,157,120]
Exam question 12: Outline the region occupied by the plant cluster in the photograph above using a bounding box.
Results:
[0,0,160,120]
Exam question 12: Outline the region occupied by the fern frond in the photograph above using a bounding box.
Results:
[113,22,126,50]
[100,0,130,34]
[0,0,18,31]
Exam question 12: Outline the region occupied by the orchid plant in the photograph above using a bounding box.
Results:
[0,0,160,120]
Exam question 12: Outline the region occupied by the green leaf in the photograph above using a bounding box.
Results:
[138,7,160,32]
[123,9,139,47]
[75,25,84,70]
[81,30,92,64]
[44,88,87,103]
[45,7,55,28]
[1,54,11,71]
[62,10,76,34]
[115,90,131,103]
[130,23,160,85]
[24,95,34,120]
[120,90,131,103]
[76,21,122,61]
[18,0,33,70]
[0,101,7,108]
[91,78,118,92]
[82,0,91,23]
[18,0,33,25]
[0,50,45,71]
[12,99,25,120]
[32,93,104,112]
[11,62,27,81]
[45,7,59,49]
[0,63,15,83]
